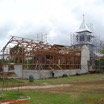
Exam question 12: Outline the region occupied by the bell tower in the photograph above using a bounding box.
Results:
[75,15,95,68]
[76,14,94,45]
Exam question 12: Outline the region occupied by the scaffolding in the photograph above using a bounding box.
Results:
[37,33,47,43]
[70,33,77,45]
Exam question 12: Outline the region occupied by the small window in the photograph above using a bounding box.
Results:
[80,35,84,41]
[87,36,91,42]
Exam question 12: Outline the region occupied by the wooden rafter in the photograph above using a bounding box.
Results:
[1,36,81,70]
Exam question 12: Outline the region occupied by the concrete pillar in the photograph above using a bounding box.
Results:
[3,65,9,72]
[81,45,90,74]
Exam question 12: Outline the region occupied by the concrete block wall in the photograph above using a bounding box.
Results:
[22,69,87,79]
[23,70,51,79]
[2,65,88,79]
[14,65,23,78]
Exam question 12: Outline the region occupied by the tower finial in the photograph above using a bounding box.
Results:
[83,14,85,21]
[77,14,92,33]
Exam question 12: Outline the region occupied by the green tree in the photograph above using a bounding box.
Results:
[101,48,104,54]
[99,47,104,69]
[10,45,23,63]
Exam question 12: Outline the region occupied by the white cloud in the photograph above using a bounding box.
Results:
[0,0,104,51]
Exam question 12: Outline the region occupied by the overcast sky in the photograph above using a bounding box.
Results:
[0,0,104,51]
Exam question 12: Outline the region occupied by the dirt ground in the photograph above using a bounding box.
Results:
[37,80,104,94]
[2,80,104,94]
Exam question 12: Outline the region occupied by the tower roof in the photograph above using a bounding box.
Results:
[77,15,92,33]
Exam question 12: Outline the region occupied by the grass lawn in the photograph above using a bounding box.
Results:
[0,74,104,104]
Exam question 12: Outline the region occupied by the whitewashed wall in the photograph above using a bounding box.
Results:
[81,45,90,73]
[14,65,23,78]
[2,64,88,79]
[22,69,82,79]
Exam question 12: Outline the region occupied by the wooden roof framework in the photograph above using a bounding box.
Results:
[1,36,81,70]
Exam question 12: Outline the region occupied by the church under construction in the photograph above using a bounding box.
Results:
[0,16,95,79]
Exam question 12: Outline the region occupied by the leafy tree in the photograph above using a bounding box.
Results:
[98,47,104,69]
[100,48,104,54]
[95,46,104,69]
[10,45,23,63]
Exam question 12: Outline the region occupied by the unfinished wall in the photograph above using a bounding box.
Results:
[22,69,86,79]
[1,36,90,79]
[2,65,88,79]
[23,70,51,79]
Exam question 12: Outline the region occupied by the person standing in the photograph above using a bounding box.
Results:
[51,70,54,78]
